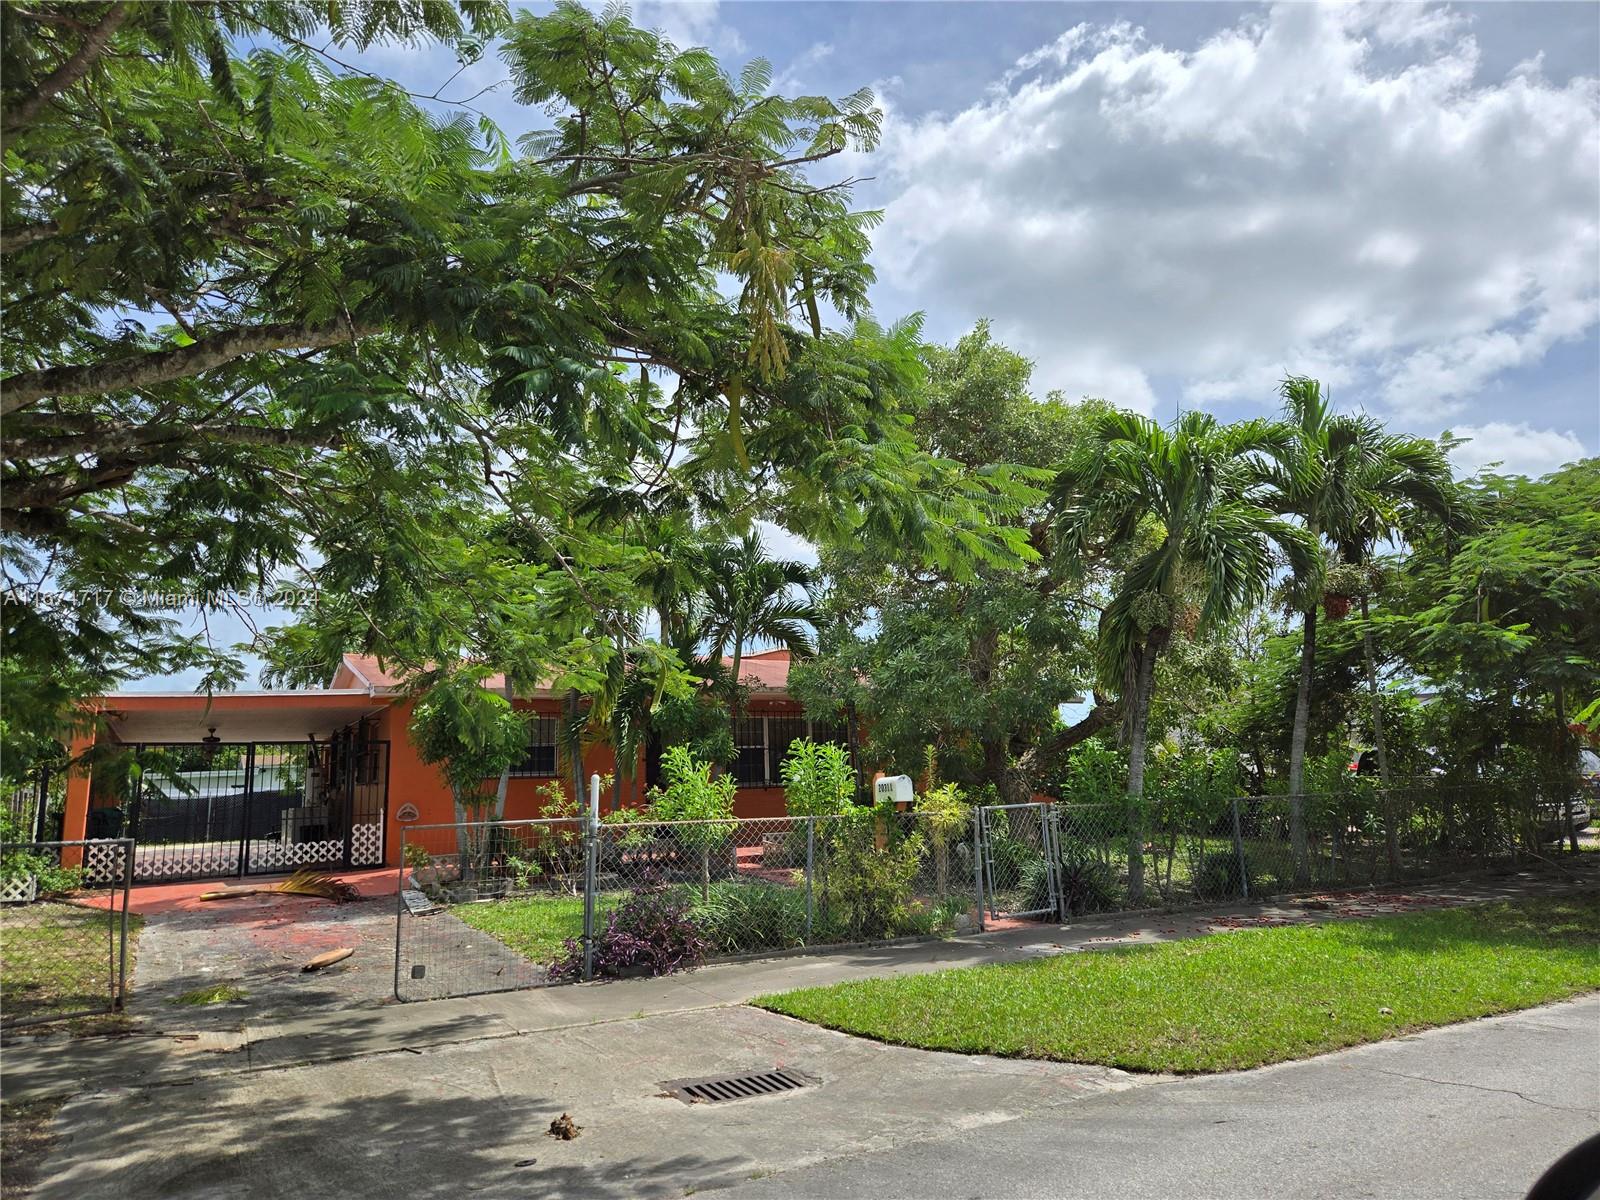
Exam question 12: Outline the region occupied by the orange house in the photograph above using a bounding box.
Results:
[63,650,849,883]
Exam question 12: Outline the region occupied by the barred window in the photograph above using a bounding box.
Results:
[768,716,810,780]
[733,716,768,787]
[508,716,560,777]
[810,720,849,750]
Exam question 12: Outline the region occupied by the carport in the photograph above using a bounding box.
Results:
[67,691,392,882]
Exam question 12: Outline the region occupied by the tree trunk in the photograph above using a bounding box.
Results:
[1125,641,1155,905]
[1360,595,1401,875]
[492,680,514,822]
[846,703,865,804]
[1287,607,1316,884]
[726,640,744,781]
[700,846,711,903]
[1554,686,1578,854]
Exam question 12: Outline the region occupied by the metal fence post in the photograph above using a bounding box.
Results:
[972,808,986,933]
[116,837,132,1009]
[393,825,407,1000]
[804,817,815,939]
[1049,806,1067,924]
[582,774,599,982]
[1231,798,1249,900]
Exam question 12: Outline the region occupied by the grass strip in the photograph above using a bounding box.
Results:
[755,893,1600,1073]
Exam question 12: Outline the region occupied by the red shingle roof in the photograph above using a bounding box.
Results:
[336,649,794,695]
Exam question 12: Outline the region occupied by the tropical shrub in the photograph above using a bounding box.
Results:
[0,849,82,897]
[648,746,737,900]
[781,739,854,816]
[915,781,972,897]
[1057,854,1124,916]
[817,826,928,942]
[689,881,807,954]
[547,886,710,980]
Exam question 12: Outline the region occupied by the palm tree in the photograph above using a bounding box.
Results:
[1272,377,1456,877]
[589,635,667,810]
[1053,409,1315,903]
[698,530,819,756]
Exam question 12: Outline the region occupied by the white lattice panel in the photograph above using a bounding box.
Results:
[134,851,238,879]
[249,839,343,871]
[0,874,38,904]
[350,823,383,866]
[83,843,126,885]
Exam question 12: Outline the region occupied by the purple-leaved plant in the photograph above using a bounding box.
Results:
[548,886,711,981]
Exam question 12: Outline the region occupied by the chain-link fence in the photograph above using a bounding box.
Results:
[395,817,586,1000]
[395,810,982,1000]
[392,778,1575,1002]
[0,839,135,1028]
[1047,779,1573,913]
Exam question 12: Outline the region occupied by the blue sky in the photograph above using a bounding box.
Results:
[131,1,1599,689]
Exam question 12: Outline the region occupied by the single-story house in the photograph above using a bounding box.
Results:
[62,650,851,882]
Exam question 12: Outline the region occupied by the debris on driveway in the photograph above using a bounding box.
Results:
[301,948,354,973]
[548,1113,582,1140]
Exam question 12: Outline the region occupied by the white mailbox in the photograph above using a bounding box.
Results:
[875,774,914,806]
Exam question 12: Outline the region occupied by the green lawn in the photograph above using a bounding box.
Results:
[0,901,144,1024]
[452,891,623,964]
[755,893,1600,1073]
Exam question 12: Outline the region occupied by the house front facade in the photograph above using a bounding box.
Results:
[63,649,848,882]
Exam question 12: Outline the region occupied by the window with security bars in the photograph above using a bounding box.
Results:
[507,716,560,777]
[810,720,849,750]
[733,717,768,787]
[767,716,809,780]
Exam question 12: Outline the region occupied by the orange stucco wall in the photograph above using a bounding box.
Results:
[378,696,658,867]
[59,725,98,865]
[71,689,815,869]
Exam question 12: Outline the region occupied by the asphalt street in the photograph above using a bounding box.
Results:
[716,995,1600,1200]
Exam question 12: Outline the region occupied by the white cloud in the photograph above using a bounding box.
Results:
[1446,421,1589,478]
[862,3,1600,423]
[631,1,744,55]
[772,41,834,95]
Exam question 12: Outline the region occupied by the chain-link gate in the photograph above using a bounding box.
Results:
[0,838,135,1028]
[976,802,1061,923]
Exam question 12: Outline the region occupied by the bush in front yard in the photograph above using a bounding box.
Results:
[547,886,710,980]
[689,881,807,955]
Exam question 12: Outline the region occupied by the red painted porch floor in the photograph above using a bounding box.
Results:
[75,867,399,917]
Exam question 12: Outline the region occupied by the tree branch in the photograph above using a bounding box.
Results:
[0,222,60,254]
[1014,693,1123,782]
[5,419,341,461]
[2,2,129,136]
[1,319,377,414]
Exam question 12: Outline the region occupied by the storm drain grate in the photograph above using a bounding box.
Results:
[661,1067,817,1105]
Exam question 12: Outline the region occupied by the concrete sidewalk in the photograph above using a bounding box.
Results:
[4,864,1593,1102]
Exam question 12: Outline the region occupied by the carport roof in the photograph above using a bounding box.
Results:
[94,690,391,744]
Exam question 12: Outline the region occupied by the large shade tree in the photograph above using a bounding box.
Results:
[1382,459,1599,850]
[2,1,1035,766]
[791,325,1101,800]
[1051,409,1315,901]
